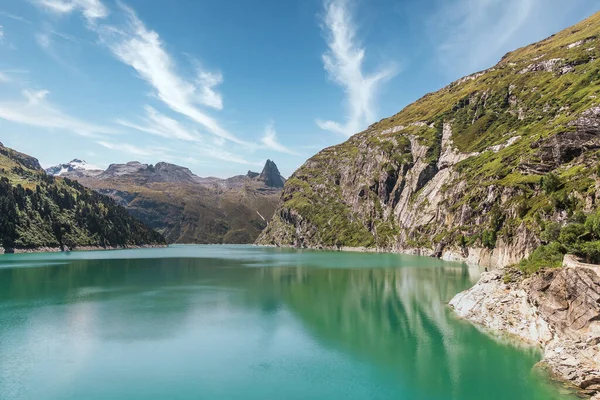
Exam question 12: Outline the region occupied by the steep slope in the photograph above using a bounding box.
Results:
[259,12,600,268]
[0,143,166,252]
[60,160,284,244]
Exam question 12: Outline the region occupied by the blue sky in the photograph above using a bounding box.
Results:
[0,0,597,178]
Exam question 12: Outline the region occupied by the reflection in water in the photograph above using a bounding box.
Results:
[0,246,577,400]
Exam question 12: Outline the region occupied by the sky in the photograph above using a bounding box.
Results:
[0,0,598,178]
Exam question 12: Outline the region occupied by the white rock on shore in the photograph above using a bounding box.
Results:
[450,257,600,398]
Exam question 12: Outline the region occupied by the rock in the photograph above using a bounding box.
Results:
[450,259,600,397]
[258,159,286,188]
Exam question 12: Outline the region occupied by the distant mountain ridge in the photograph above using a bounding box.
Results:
[47,158,286,244]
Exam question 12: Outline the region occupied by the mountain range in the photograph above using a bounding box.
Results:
[46,158,286,244]
[0,142,166,252]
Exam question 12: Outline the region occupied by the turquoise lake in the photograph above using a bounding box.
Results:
[0,245,578,399]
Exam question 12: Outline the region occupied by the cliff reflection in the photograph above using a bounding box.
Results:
[262,265,565,400]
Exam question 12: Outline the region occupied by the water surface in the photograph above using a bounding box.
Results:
[0,245,576,399]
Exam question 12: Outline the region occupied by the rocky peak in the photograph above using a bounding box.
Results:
[101,161,148,178]
[46,159,102,177]
[258,160,285,188]
[153,162,199,183]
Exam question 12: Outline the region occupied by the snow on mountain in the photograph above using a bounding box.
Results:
[45,159,103,177]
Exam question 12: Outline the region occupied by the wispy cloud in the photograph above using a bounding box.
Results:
[116,105,203,142]
[0,72,8,83]
[316,0,397,136]
[429,0,537,74]
[96,140,159,157]
[34,0,109,22]
[95,3,246,145]
[261,123,300,155]
[0,24,4,41]
[196,146,259,166]
[0,11,32,24]
[0,89,116,136]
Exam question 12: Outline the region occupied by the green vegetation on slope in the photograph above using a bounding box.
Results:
[259,12,600,272]
[0,144,165,251]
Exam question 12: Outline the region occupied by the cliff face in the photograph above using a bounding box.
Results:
[258,12,600,268]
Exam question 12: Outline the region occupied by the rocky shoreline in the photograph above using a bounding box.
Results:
[0,244,168,255]
[450,256,600,399]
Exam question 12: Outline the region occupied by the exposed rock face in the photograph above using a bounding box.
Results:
[450,258,600,397]
[258,12,600,269]
[258,159,285,188]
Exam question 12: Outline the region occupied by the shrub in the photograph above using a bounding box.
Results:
[519,242,565,274]
[482,230,497,249]
[558,223,586,248]
[576,241,600,264]
[585,210,600,238]
[540,222,561,243]
[542,172,563,194]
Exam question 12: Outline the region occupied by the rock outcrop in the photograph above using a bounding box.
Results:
[450,257,600,397]
[258,12,600,269]
[258,159,286,188]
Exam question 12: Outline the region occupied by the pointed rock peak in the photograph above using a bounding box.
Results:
[259,160,285,188]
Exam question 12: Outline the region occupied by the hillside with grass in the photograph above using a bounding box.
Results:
[258,11,600,272]
[0,143,166,252]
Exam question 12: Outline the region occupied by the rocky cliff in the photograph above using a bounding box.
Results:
[258,12,600,269]
[450,256,600,398]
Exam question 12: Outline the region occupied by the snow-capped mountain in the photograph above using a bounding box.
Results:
[45,159,103,177]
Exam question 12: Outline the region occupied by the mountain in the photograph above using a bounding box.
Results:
[45,159,103,177]
[258,159,285,188]
[56,159,285,244]
[0,143,166,253]
[258,12,600,270]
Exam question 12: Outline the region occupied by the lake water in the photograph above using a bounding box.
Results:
[0,245,577,400]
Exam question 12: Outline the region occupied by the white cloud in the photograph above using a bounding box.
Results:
[0,89,116,136]
[261,123,300,155]
[117,105,203,142]
[429,0,536,74]
[95,3,246,145]
[0,72,8,82]
[35,0,109,22]
[316,0,397,136]
[198,146,258,166]
[96,140,158,157]
[0,24,4,40]
[0,11,32,24]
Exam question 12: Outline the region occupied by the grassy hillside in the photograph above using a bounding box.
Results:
[259,11,600,271]
[0,143,166,252]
